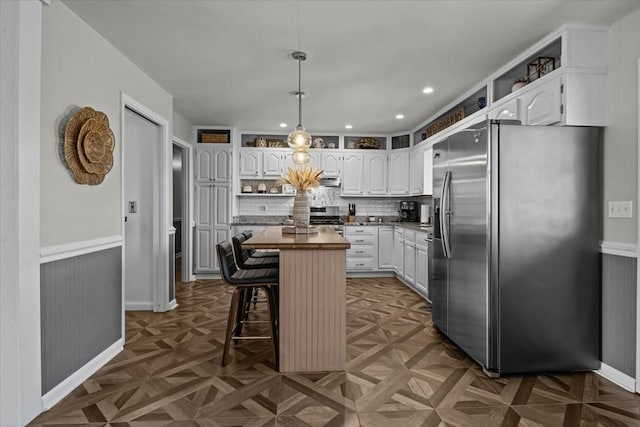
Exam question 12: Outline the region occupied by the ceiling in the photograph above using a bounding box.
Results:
[63,0,640,134]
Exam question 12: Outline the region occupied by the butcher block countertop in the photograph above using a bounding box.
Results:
[243,225,351,250]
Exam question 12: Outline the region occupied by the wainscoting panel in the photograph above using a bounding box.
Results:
[602,253,637,377]
[40,246,122,394]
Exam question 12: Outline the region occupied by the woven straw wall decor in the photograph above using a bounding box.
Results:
[64,106,115,185]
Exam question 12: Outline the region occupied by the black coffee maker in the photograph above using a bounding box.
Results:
[399,201,418,222]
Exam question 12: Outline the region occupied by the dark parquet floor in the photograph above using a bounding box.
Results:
[31,278,640,426]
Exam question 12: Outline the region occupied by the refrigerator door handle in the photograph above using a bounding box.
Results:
[441,170,452,258]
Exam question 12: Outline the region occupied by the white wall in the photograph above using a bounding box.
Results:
[173,111,193,143]
[604,9,640,244]
[40,0,174,247]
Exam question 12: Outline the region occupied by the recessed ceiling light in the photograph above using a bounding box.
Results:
[422,87,434,94]
[345,124,353,130]
[396,114,404,120]
[279,123,287,128]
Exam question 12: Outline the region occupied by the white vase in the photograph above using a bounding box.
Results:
[292,191,310,226]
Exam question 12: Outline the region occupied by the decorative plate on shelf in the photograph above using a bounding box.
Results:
[358,137,380,149]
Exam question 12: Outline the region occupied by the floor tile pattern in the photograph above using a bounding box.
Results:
[31,277,640,426]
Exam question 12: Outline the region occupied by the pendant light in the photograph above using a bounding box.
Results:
[288,51,312,164]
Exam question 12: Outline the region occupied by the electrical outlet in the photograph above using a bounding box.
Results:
[608,201,633,218]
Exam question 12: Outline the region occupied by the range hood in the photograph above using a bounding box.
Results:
[318,177,341,187]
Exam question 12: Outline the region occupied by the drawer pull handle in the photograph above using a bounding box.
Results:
[356,250,365,254]
[356,263,364,266]
[355,230,365,233]
[355,240,364,243]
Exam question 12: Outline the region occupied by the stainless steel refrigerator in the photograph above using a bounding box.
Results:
[430,119,601,376]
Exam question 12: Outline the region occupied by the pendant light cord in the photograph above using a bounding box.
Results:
[298,57,302,128]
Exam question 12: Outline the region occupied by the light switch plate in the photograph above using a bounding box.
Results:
[608,201,633,218]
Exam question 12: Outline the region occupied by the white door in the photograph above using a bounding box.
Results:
[213,146,231,182]
[194,183,215,273]
[410,149,424,195]
[404,241,416,285]
[378,227,394,269]
[195,146,214,182]
[341,153,364,195]
[393,229,404,275]
[239,149,261,177]
[423,148,433,195]
[124,108,160,309]
[262,151,283,176]
[521,75,562,125]
[321,153,342,177]
[213,184,231,272]
[364,153,387,195]
[389,151,410,195]
[415,243,428,296]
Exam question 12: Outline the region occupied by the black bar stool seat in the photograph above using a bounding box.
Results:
[232,234,279,269]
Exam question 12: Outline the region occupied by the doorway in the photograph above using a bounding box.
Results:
[172,138,193,283]
[122,96,170,312]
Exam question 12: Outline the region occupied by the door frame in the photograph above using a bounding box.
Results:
[172,137,194,282]
[121,93,171,313]
[636,58,640,394]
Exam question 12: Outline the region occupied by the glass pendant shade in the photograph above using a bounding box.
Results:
[292,149,310,164]
[287,126,312,150]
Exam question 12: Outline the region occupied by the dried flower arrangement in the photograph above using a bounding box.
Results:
[279,165,324,192]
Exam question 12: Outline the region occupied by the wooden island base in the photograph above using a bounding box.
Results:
[243,226,350,372]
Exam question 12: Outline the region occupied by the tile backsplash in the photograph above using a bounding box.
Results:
[237,187,431,218]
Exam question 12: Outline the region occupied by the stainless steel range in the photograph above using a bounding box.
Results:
[309,206,343,235]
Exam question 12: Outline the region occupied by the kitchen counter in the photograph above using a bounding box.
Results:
[243,226,349,373]
[344,221,433,232]
[243,225,350,250]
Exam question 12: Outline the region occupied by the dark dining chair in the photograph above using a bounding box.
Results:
[216,241,279,368]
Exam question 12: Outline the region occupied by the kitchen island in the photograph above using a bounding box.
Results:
[243,226,350,372]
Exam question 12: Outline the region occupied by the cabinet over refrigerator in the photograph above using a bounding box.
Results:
[430,119,601,376]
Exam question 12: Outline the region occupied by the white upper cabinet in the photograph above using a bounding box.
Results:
[262,151,284,176]
[195,145,231,182]
[488,98,520,121]
[389,151,410,196]
[521,75,562,125]
[239,149,261,177]
[341,153,364,195]
[410,148,424,195]
[321,153,342,177]
[364,153,387,195]
[423,148,433,196]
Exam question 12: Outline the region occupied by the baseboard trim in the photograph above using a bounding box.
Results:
[125,301,154,311]
[40,235,123,264]
[168,299,178,310]
[347,271,395,278]
[42,337,124,410]
[600,240,637,258]
[596,362,636,393]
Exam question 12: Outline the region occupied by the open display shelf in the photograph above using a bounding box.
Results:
[414,86,487,144]
[391,134,410,150]
[343,136,387,150]
[241,133,287,148]
[309,135,340,150]
[493,37,561,102]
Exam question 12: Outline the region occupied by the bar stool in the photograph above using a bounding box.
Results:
[216,241,279,367]
[242,232,280,258]
[232,233,279,269]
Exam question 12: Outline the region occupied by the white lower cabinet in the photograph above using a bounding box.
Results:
[390,227,431,300]
[392,227,405,275]
[345,226,378,271]
[403,230,416,285]
[377,227,394,270]
[414,231,430,298]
